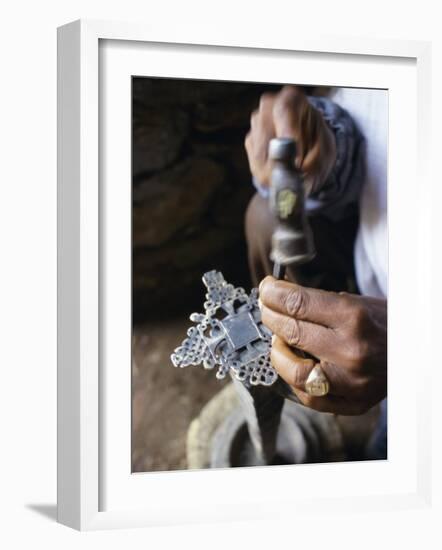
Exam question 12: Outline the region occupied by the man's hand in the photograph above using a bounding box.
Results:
[259,276,387,415]
[244,85,336,194]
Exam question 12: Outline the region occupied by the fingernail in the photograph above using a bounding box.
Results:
[258,298,263,311]
[271,334,276,345]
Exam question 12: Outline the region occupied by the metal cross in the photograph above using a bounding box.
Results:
[171,270,278,387]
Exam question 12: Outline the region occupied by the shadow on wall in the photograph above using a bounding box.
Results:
[132,77,279,322]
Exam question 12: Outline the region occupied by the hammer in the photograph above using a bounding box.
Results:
[268,137,316,279]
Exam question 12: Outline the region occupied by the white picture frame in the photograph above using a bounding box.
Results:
[57,19,432,531]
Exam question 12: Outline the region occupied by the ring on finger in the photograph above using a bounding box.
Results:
[305,364,330,397]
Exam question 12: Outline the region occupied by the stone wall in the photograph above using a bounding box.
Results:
[132,78,277,320]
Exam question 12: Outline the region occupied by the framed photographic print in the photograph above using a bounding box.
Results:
[57,19,432,530]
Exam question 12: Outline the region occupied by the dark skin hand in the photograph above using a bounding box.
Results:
[246,84,387,415]
[244,84,336,194]
[259,277,387,415]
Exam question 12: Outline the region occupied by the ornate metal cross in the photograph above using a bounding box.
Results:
[171,270,278,387]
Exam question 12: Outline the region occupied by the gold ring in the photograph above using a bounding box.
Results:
[305,364,330,397]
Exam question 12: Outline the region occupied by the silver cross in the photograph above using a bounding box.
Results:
[171,270,277,386]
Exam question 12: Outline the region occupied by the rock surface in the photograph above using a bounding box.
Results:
[132,107,189,174]
[132,77,278,319]
[133,156,225,247]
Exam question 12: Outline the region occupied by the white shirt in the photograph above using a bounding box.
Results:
[331,88,388,299]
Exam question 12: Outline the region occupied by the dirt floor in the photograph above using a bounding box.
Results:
[132,316,227,472]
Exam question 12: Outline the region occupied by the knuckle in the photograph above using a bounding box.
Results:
[269,348,279,371]
[299,395,329,413]
[296,392,312,407]
[345,340,369,369]
[285,319,302,347]
[273,95,290,118]
[351,303,368,332]
[250,110,259,127]
[284,288,307,319]
[259,307,271,330]
[355,339,370,363]
[290,360,311,389]
[352,375,370,394]
[259,276,274,299]
[280,85,302,102]
[338,292,354,312]
[275,86,304,112]
[259,92,274,110]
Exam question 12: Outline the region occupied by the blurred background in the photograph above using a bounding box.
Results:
[131,77,279,472]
